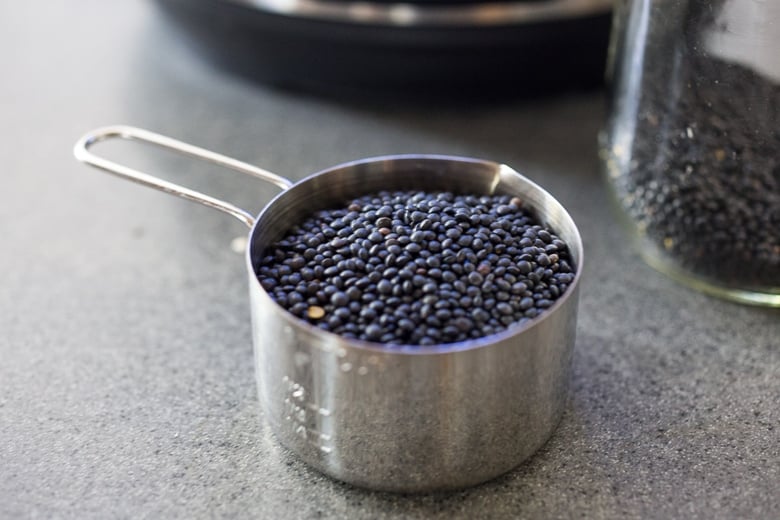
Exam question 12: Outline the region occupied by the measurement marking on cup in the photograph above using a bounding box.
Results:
[282,375,333,453]
[293,425,333,453]
[307,403,331,416]
[294,425,332,442]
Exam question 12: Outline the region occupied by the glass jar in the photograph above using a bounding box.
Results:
[602,0,780,306]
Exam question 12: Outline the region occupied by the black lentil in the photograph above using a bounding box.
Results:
[257,190,575,345]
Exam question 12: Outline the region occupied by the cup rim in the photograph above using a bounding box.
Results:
[245,154,583,355]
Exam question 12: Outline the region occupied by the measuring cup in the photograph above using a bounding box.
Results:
[74,125,583,492]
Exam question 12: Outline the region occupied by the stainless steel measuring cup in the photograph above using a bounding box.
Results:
[74,125,584,492]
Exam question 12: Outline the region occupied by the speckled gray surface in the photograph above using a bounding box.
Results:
[1,2,778,519]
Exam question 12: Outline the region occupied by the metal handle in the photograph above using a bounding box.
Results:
[73,125,294,228]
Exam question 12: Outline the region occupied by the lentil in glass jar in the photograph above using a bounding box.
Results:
[603,0,780,306]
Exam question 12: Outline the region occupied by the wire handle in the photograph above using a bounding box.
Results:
[73,125,294,228]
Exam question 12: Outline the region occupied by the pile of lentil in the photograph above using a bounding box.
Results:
[256,191,575,346]
[610,12,780,287]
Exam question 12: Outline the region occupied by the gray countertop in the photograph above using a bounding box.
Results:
[1,1,778,518]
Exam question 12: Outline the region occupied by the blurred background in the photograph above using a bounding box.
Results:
[152,0,612,98]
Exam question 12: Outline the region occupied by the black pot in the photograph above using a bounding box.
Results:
[155,0,612,99]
